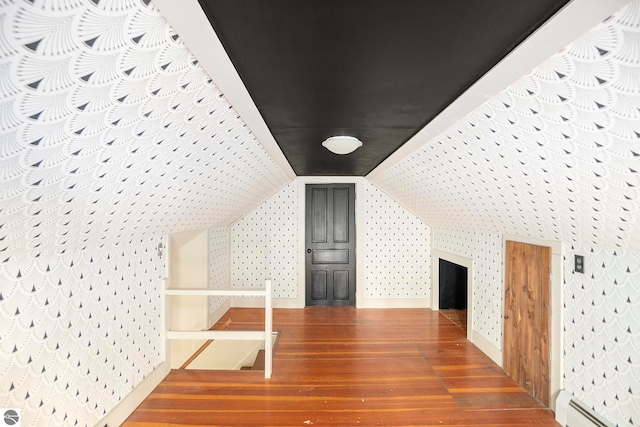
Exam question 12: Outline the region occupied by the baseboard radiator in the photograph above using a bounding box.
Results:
[555,391,614,427]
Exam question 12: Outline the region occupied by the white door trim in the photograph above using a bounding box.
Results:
[296,177,365,308]
[431,249,474,342]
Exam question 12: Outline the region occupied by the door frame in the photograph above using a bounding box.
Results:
[297,177,365,308]
[430,249,473,342]
[305,183,357,306]
[503,234,563,411]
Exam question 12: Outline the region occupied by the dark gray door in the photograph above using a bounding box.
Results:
[305,184,356,306]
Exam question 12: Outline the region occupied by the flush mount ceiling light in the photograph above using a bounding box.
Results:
[322,136,363,155]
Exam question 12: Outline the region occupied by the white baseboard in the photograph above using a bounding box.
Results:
[231,297,300,308]
[471,330,502,366]
[232,297,431,309]
[357,297,430,309]
[94,360,170,427]
[208,298,232,326]
[555,390,572,426]
[272,298,301,308]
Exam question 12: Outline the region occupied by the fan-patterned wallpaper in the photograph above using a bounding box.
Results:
[373,3,640,426]
[564,244,640,426]
[0,236,165,427]
[0,0,291,426]
[372,1,640,254]
[2,0,640,425]
[0,0,291,265]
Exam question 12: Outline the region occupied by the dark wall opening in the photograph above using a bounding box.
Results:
[439,259,468,309]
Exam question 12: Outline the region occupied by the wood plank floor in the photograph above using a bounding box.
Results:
[124,307,559,426]
[439,309,467,334]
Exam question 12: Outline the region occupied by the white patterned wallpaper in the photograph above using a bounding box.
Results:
[0,0,291,265]
[2,0,639,425]
[0,1,291,426]
[372,1,640,255]
[363,181,430,298]
[208,226,229,314]
[466,230,504,345]
[432,227,503,347]
[563,244,640,426]
[374,3,640,426]
[230,181,298,298]
[230,179,431,302]
[0,236,165,427]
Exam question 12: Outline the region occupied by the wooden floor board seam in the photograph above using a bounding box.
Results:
[125,308,559,426]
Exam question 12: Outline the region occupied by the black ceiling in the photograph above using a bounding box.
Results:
[198,0,570,176]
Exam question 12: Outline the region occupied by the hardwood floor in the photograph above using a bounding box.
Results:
[439,309,467,333]
[124,307,559,426]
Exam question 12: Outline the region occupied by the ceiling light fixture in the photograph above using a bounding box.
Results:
[322,136,363,155]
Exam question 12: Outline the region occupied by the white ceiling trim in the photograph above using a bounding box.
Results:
[367,0,632,180]
[151,0,297,180]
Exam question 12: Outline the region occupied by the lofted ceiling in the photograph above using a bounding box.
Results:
[0,0,637,263]
[196,0,571,176]
[0,3,638,426]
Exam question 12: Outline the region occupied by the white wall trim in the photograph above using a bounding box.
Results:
[162,277,171,368]
[296,177,366,308]
[430,249,474,342]
[271,298,302,309]
[503,234,564,411]
[231,297,299,309]
[208,298,232,326]
[367,0,632,180]
[94,360,170,427]
[357,297,430,309]
[472,330,502,366]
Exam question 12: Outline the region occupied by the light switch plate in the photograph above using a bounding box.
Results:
[574,255,585,274]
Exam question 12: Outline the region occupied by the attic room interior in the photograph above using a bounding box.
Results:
[1,0,639,426]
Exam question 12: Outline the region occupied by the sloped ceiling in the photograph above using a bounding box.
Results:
[0,0,292,263]
[1,0,639,266]
[196,0,570,176]
[371,1,640,253]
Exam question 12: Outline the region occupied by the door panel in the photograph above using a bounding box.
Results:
[311,188,327,243]
[333,188,349,243]
[312,249,349,264]
[306,184,356,306]
[311,271,327,300]
[504,240,551,407]
[333,271,349,300]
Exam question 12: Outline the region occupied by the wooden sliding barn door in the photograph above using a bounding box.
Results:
[305,184,356,306]
[504,240,551,407]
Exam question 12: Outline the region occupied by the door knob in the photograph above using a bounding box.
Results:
[307,248,312,254]
[504,315,509,319]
